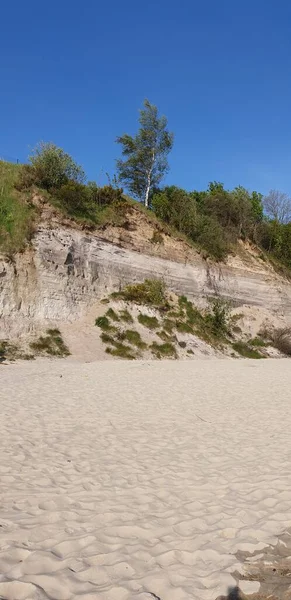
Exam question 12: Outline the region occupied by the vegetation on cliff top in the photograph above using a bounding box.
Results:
[1,98,291,270]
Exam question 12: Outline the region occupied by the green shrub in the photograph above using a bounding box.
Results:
[91,184,124,207]
[29,142,85,190]
[195,215,228,260]
[138,313,159,329]
[232,341,263,359]
[206,298,231,337]
[53,181,92,217]
[117,279,167,308]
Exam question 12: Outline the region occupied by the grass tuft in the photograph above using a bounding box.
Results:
[232,341,263,359]
[119,309,134,323]
[138,313,159,329]
[106,308,120,321]
[151,341,177,358]
[30,329,70,357]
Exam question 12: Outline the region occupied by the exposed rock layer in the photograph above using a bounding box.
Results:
[1,223,291,338]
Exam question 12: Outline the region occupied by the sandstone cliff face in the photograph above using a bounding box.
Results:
[1,221,291,340]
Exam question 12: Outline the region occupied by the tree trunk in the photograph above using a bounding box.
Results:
[144,150,155,208]
[144,181,150,208]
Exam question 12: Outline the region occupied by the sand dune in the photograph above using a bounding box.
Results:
[1,359,291,599]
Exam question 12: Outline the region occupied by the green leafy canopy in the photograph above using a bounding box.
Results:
[116,99,174,206]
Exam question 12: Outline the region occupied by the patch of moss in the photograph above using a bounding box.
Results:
[138,313,159,329]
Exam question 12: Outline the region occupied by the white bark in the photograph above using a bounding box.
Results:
[144,149,155,208]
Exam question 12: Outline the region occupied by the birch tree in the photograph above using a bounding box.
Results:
[116,99,173,207]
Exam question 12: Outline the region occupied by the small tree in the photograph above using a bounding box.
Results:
[116,99,174,207]
[29,142,85,190]
[263,189,291,224]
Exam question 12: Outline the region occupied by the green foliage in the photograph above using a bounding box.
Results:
[151,341,177,358]
[100,332,116,344]
[206,298,231,336]
[163,319,176,333]
[116,99,174,207]
[95,316,117,332]
[106,308,120,322]
[232,341,263,359]
[138,313,159,329]
[29,142,85,190]
[115,278,167,308]
[0,161,34,253]
[123,329,147,349]
[53,181,91,217]
[30,329,70,357]
[119,309,134,323]
[152,186,197,236]
[152,182,264,261]
[248,337,267,347]
[195,215,228,260]
[175,321,193,333]
[105,344,136,359]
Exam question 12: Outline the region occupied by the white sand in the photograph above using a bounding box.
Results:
[1,359,291,600]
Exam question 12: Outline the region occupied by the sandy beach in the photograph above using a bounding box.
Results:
[1,358,291,600]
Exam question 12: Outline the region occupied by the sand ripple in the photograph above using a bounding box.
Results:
[1,359,291,599]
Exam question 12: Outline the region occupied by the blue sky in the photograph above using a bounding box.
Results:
[1,0,291,194]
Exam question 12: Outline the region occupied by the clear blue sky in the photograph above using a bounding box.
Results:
[1,0,291,194]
